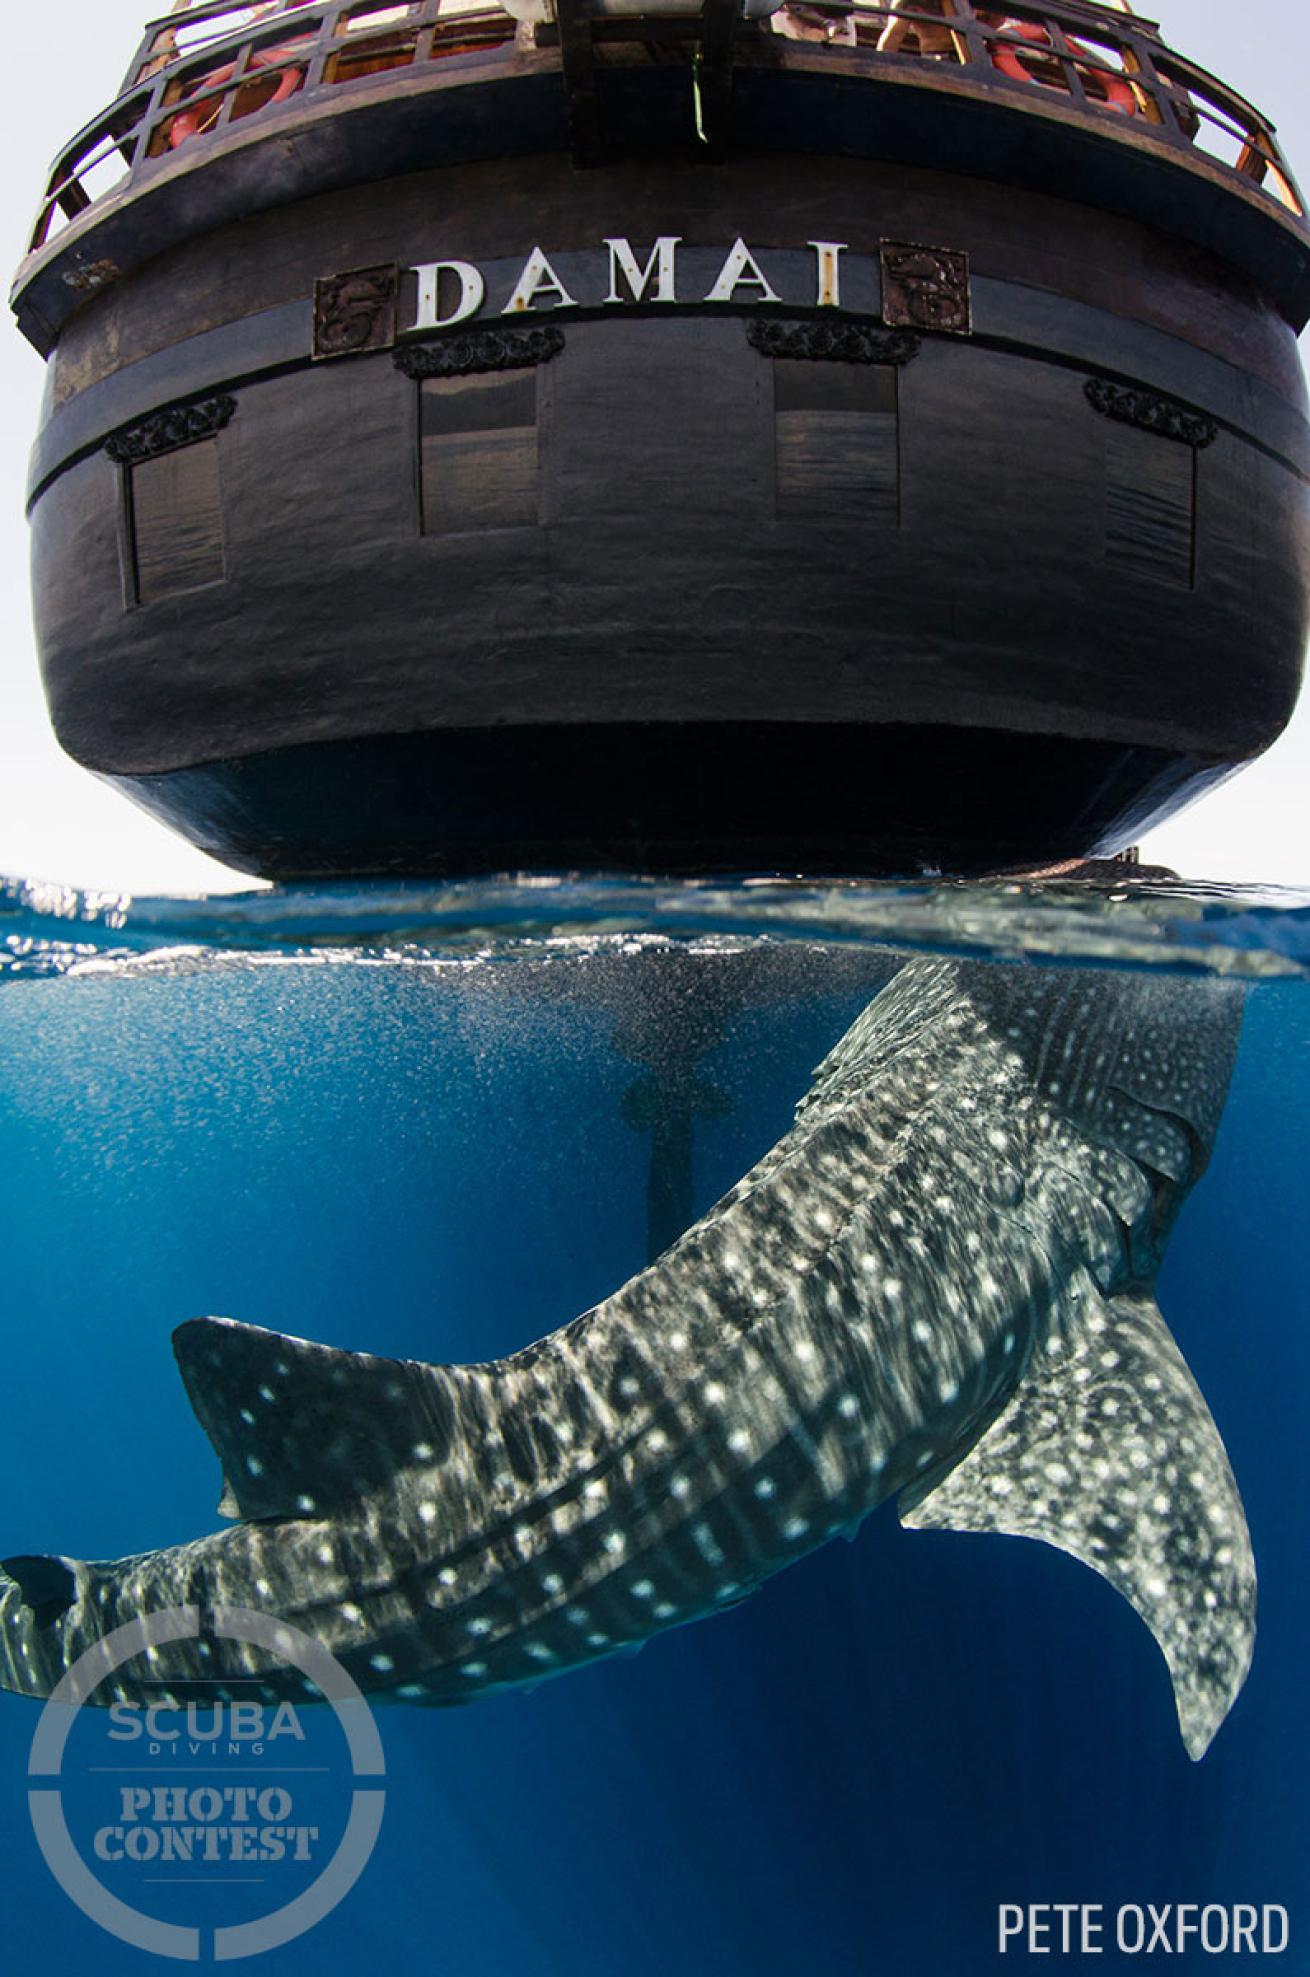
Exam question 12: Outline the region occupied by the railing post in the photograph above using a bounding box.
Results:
[945,0,991,81]
[555,0,603,166]
[697,0,740,161]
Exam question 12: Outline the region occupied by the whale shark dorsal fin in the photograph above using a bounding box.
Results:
[899,1281,1255,1761]
[173,1318,459,1522]
[2,1554,77,1630]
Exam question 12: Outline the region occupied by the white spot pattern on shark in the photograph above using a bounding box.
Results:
[0,959,1251,1757]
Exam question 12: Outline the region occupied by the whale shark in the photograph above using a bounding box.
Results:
[0,956,1253,1757]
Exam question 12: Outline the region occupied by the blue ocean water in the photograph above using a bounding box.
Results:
[1,874,1308,1974]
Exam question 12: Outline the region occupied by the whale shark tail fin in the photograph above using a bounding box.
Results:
[900,1278,1255,1761]
[173,1317,462,1523]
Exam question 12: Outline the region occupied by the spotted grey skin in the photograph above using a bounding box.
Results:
[0,958,1251,1757]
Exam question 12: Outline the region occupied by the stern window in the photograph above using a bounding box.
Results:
[771,359,900,524]
[419,372,539,534]
[1104,424,1197,588]
[127,437,226,604]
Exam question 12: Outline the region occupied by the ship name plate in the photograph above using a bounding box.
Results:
[310,236,973,355]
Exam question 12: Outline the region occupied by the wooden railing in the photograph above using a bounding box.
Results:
[24,0,1305,254]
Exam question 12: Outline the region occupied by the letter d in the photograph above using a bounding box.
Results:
[409,261,486,332]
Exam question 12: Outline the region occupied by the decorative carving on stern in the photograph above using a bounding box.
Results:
[746,319,922,365]
[104,395,238,466]
[393,326,567,379]
[1085,378,1220,449]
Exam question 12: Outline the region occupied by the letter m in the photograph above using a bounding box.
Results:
[604,237,681,305]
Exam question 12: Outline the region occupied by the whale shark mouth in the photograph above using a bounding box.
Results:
[0,955,1254,1758]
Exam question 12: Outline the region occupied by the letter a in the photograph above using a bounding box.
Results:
[704,238,782,305]
[502,248,577,315]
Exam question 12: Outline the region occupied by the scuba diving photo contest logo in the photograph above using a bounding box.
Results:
[26,1605,385,1961]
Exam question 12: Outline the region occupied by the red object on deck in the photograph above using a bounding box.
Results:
[167,42,309,148]
[989,18,1138,114]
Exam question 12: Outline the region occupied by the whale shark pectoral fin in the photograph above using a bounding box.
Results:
[173,1318,459,1523]
[899,1282,1255,1761]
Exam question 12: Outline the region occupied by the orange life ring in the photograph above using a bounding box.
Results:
[168,44,307,149]
[989,19,1138,116]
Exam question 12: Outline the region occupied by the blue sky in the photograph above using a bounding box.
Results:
[0,0,1303,892]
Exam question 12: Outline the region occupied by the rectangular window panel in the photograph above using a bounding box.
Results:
[1104,424,1196,587]
[130,439,226,604]
[420,372,538,535]
[772,360,899,523]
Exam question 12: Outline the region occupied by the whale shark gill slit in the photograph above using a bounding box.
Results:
[0,955,1253,1756]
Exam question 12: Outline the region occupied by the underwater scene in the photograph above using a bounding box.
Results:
[0,873,1307,1973]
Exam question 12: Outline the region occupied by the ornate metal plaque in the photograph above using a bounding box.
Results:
[313,264,400,360]
[880,240,972,335]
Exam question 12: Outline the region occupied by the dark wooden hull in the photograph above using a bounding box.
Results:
[109,723,1227,881]
[16,37,1310,876]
